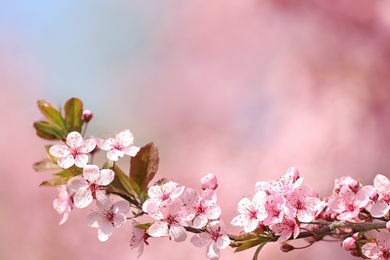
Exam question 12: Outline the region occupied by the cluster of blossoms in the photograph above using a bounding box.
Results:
[231,167,322,241]
[137,174,230,259]
[35,99,390,260]
[51,129,139,240]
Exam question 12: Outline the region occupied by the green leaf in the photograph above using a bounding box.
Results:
[135,223,152,230]
[33,121,64,140]
[129,142,159,195]
[235,229,265,242]
[39,178,68,187]
[64,97,83,132]
[37,100,67,130]
[53,165,82,180]
[33,158,60,172]
[111,163,136,197]
[234,239,263,253]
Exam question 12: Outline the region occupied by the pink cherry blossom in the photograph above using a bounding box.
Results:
[142,181,185,216]
[256,167,303,195]
[190,220,230,260]
[201,173,218,190]
[130,220,149,259]
[262,194,287,226]
[67,164,114,208]
[96,130,140,161]
[361,232,390,259]
[86,200,130,241]
[53,185,74,225]
[182,188,221,228]
[147,199,188,242]
[285,185,322,223]
[367,174,390,218]
[49,131,96,169]
[231,190,268,233]
[328,186,369,222]
[270,217,300,242]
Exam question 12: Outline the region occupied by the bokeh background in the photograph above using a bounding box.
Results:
[1,1,390,259]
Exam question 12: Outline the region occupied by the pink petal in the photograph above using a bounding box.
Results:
[74,154,89,168]
[74,186,93,208]
[83,165,100,182]
[114,200,130,214]
[95,190,111,208]
[49,145,70,158]
[107,150,122,161]
[113,213,127,227]
[206,242,220,260]
[169,224,187,242]
[87,211,102,228]
[97,169,114,186]
[190,233,211,247]
[122,145,140,157]
[58,155,75,169]
[216,234,230,249]
[67,176,87,191]
[370,202,389,218]
[98,224,112,242]
[79,138,96,153]
[116,130,134,146]
[244,218,259,233]
[66,131,83,149]
[148,221,168,237]
[96,138,112,151]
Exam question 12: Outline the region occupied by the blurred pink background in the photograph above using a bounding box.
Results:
[2,1,390,259]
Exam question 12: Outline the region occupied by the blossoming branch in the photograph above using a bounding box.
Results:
[33,98,390,260]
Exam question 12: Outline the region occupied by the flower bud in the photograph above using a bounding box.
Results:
[346,178,360,193]
[386,221,390,232]
[286,167,300,182]
[82,109,93,123]
[342,237,357,251]
[201,173,218,190]
[280,243,294,253]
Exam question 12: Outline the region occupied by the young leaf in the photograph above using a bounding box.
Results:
[111,163,136,197]
[234,239,263,253]
[33,158,60,172]
[129,142,159,195]
[39,178,68,187]
[37,100,67,130]
[33,121,64,140]
[64,97,83,132]
[53,165,82,180]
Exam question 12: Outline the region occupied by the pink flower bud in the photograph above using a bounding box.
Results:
[386,221,390,232]
[342,237,357,251]
[201,173,218,190]
[286,167,300,182]
[346,178,360,193]
[82,109,93,122]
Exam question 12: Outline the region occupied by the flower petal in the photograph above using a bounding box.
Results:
[83,165,100,182]
[66,131,83,149]
[148,221,168,237]
[97,169,114,186]
[73,186,93,208]
[49,145,70,158]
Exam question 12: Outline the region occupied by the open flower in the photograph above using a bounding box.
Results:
[87,200,130,241]
[231,190,268,233]
[182,188,221,229]
[130,220,150,259]
[142,181,185,216]
[190,220,230,260]
[49,131,96,169]
[53,185,74,225]
[67,164,114,208]
[96,130,140,161]
[147,199,188,242]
